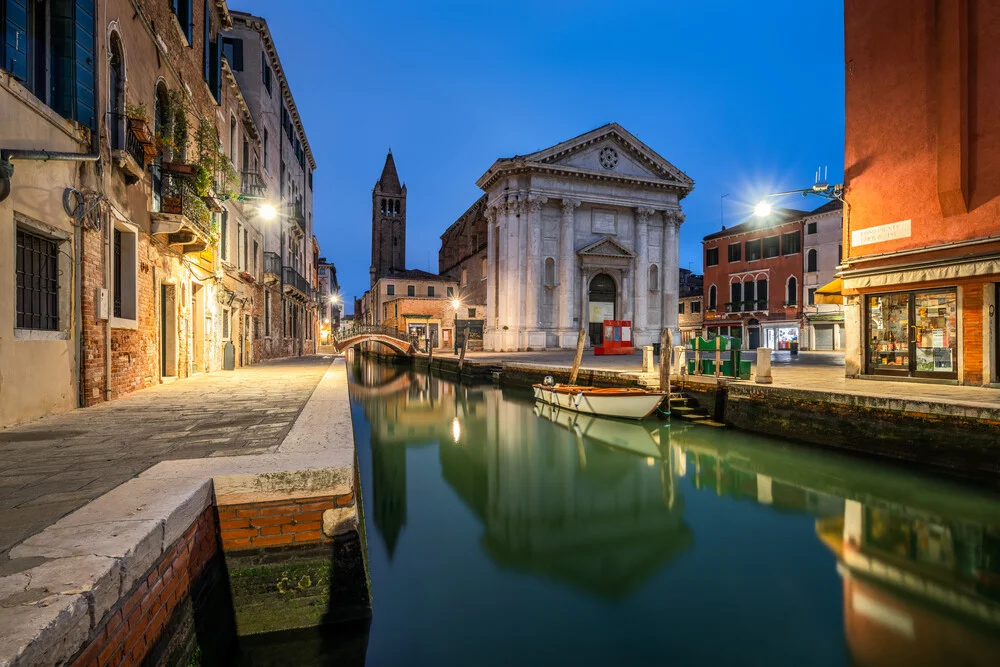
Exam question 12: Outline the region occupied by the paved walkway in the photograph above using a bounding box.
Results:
[0,355,333,565]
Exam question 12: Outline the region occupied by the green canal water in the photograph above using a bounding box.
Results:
[170,358,1000,666]
[344,359,1000,667]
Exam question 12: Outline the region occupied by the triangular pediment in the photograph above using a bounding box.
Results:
[577,236,636,258]
[523,123,693,186]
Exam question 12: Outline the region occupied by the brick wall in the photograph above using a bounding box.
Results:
[216,493,355,551]
[963,283,985,385]
[69,507,219,667]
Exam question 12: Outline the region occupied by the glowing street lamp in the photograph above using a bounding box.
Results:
[753,200,773,218]
[258,203,277,220]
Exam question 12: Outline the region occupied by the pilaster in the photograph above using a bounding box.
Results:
[662,209,684,340]
[634,207,654,341]
[559,198,581,346]
[524,194,548,349]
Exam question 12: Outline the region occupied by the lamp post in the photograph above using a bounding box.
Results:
[752,181,848,218]
[452,298,460,355]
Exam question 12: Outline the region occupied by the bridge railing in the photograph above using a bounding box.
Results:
[333,324,419,348]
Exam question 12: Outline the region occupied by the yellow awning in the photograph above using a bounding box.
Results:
[814,277,843,304]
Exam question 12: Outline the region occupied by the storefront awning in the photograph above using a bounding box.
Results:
[814,278,844,305]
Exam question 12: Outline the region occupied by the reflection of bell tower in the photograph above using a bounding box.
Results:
[371,441,407,557]
[370,150,407,286]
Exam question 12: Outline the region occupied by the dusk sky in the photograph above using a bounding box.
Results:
[237,0,845,313]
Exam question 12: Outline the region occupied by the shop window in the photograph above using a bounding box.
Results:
[112,222,138,325]
[706,247,719,267]
[15,228,60,331]
[745,239,762,262]
[781,231,801,255]
[867,291,957,377]
[807,249,818,273]
[763,236,780,259]
[728,243,741,262]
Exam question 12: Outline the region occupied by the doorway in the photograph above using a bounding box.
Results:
[160,284,177,377]
[588,273,616,345]
[866,290,957,379]
[747,318,761,349]
[244,313,252,367]
[191,283,206,373]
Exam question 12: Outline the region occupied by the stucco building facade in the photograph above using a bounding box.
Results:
[471,123,693,351]
[842,0,1000,384]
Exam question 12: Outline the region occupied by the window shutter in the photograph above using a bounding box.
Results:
[185,0,193,43]
[50,0,96,128]
[4,0,29,82]
[203,0,210,82]
[208,35,221,102]
[222,37,243,71]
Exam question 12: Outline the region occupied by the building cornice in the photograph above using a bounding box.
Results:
[477,161,692,197]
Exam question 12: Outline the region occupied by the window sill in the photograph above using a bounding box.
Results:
[14,329,69,341]
[111,316,139,330]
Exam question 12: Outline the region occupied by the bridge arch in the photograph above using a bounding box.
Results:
[333,325,418,356]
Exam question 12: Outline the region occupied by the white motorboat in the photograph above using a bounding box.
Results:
[532,383,667,420]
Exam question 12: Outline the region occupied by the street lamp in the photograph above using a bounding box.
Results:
[258,203,277,220]
[452,298,461,355]
[753,180,848,218]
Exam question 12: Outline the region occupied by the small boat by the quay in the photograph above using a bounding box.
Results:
[531,382,667,420]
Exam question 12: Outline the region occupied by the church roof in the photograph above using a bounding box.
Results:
[376,151,403,193]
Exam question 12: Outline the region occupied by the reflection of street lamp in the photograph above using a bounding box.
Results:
[452,298,461,354]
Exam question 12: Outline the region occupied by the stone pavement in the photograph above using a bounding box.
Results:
[0,355,333,566]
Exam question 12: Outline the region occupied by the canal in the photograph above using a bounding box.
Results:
[344,358,1000,666]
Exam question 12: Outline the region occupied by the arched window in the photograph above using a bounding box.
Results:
[109,34,125,150]
[544,257,556,286]
[787,276,798,306]
[708,285,717,311]
[380,199,386,215]
[648,264,659,292]
[395,199,400,214]
[807,248,818,273]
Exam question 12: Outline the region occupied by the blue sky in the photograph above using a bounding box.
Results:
[237,0,845,312]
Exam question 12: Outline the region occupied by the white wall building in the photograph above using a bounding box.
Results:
[476,124,694,351]
[801,201,845,350]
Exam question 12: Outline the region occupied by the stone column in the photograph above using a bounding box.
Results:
[494,205,508,349]
[662,209,683,340]
[580,267,590,346]
[620,267,632,324]
[505,197,522,350]
[524,194,547,348]
[485,207,498,346]
[559,198,581,345]
[634,207,653,343]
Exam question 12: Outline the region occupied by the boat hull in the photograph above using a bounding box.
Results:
[532,385,666,420]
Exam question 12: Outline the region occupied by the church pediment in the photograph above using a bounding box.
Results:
[577,236,636,259]
[526,123,693,186]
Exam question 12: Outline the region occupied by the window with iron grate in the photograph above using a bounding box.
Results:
[15,228,59,331]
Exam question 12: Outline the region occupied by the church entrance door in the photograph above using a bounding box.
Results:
[588,273,617,345]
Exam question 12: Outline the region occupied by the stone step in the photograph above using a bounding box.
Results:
[699,420,726,428]
[679,413,708,421]
[669,397,691,407]
[671,405,698,415]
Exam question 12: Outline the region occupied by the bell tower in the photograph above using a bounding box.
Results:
[370,150,407,286]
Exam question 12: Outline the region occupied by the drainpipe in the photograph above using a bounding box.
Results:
[74,223,84,407]
[105,204,112,401]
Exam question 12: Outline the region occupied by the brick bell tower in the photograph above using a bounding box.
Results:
[370,150,407,287]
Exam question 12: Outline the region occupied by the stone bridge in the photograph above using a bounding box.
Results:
[333,325,418,356]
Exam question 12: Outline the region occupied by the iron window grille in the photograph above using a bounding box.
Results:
[16,228,59,331]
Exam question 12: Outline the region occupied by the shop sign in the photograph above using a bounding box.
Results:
[852,220,911,247]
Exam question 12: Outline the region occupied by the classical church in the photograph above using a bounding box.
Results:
[446,123,694,351]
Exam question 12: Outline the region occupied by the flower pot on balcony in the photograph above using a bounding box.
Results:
[162,162,197,176]
[202,194,225,213]
[161,197,183,215]
[240,270,256,283]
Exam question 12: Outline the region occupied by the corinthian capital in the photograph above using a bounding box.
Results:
[664,209,686,228]
[636,206,656,223]
[561,197,582,214]
[526,194,549,213]
[503,197,522,216]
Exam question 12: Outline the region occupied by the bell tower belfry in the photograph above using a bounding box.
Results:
[370,150,407,286]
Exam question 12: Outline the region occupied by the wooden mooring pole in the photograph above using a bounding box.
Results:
[569,328,586,385]
[458,335,469,373]
[659,328,671,392]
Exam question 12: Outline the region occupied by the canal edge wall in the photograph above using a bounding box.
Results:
[0,356,370,666]
[360,350,1000,484]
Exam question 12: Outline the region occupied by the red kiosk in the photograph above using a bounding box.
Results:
[594,320,636,355]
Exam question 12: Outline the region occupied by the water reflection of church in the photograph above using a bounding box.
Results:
[352,360,1000,662]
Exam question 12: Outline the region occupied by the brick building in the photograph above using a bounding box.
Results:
[839,0,1000,384]
[702,208,808,349]
[359,270,460,351]
[0,0,319,427]
[439,194,488,312]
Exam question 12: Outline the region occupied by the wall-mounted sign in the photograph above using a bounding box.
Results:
[852,219,911,247]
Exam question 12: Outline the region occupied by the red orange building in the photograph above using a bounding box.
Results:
[702,208,808,349]
[841,0,1000,384]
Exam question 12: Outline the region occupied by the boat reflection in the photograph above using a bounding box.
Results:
[349,359,1000,663]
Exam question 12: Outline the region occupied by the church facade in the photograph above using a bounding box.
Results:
[473,123,694,351]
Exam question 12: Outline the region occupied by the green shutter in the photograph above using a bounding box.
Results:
[4,0,29,82]
[50,0,95,128]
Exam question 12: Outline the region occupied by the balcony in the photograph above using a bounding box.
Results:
[150,173,213,255]
[263,252,281,283]
[283,265,311,299]
[109,113,156,184]
[289,201,306,234]
[725,300,769,314]
[241,171,266,198]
